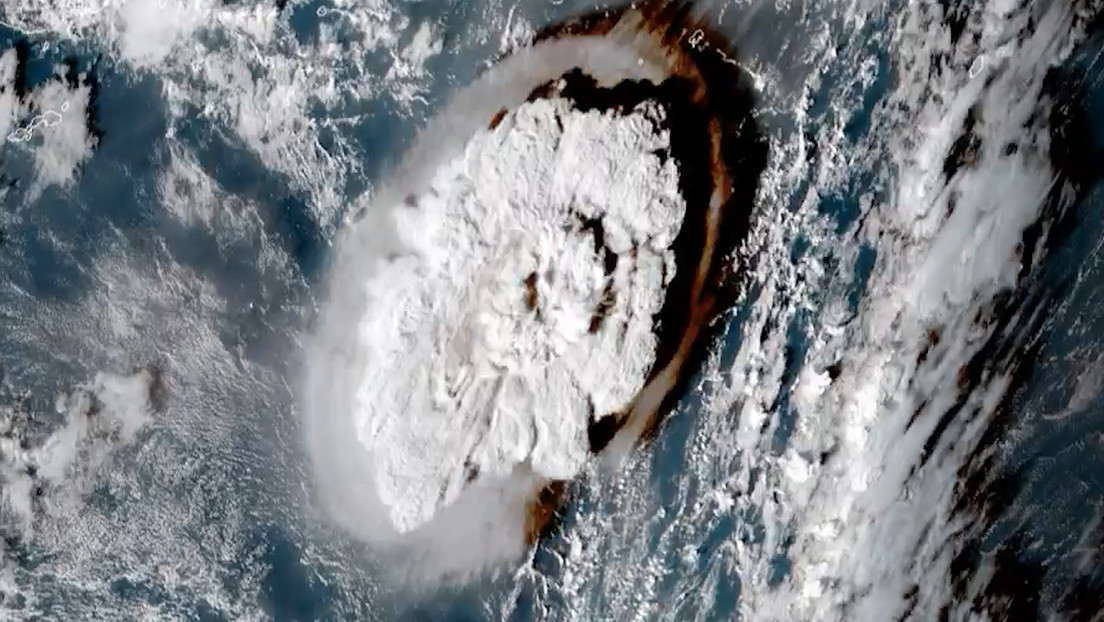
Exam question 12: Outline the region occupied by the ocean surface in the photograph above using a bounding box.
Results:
[1,0,1103,620]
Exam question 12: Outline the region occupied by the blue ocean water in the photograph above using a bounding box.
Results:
[1,1,1103,620]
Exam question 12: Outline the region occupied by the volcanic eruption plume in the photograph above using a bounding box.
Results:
[304,0,767,582]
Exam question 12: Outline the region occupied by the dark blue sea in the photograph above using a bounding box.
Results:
[1,0,1103,620]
